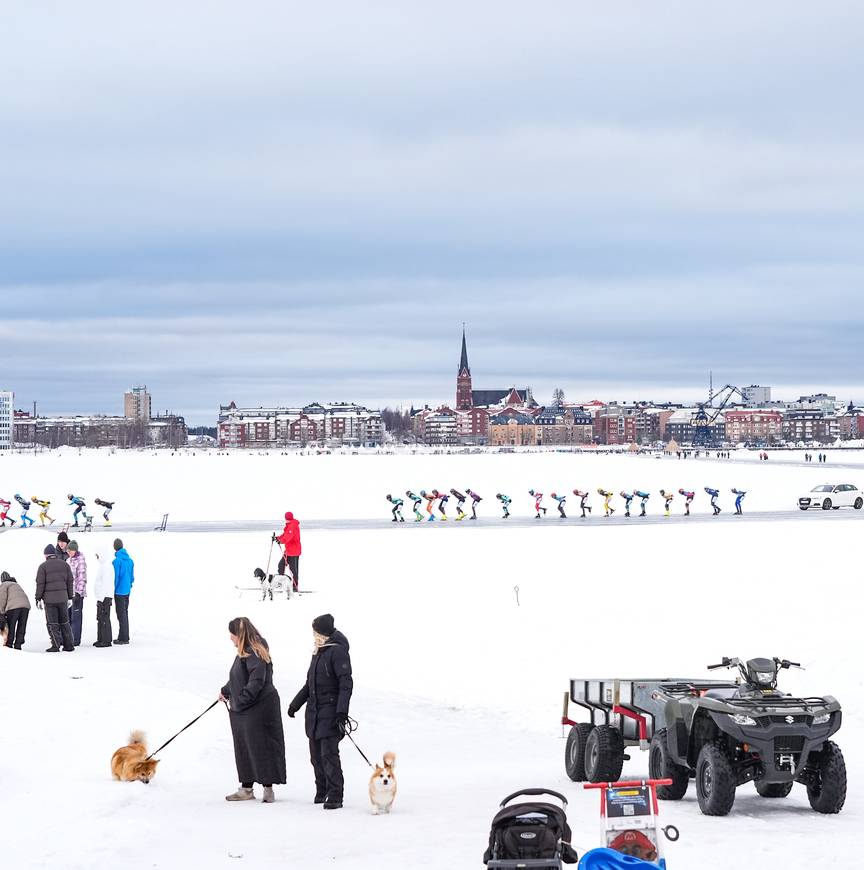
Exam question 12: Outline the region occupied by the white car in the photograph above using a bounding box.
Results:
[798,484,863,511]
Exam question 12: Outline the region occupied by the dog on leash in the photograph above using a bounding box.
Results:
[111,730,160,783]
[369,752,397,814]
[253,567,292,600]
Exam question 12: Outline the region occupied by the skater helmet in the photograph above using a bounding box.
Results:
[420,490,427,497]
[386,493,392,500]
[449,488,457,495]
[31,495,38,501]
[528,489,535,495]
[67,494,73,499]
[550,492,557,498]
[496,493,502,498]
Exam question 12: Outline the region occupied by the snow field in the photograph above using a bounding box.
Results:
[0,450,862,869]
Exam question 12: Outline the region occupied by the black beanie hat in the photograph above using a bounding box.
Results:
[113,538,123,551]
[44,544,56,556]
[312,614,335,637]
[1,571,11,582]
[57,532,70,543]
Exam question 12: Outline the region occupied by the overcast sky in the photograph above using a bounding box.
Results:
[2,1,862,424]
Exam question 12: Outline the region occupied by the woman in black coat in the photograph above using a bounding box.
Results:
[219,617,286,803]
[287,613,353,810]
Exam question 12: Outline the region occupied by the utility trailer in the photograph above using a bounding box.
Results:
[562,658,845,816]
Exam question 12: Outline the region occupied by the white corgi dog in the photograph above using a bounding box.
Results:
[368,752,397,814]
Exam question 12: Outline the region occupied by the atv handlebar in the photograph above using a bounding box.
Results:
[776,658,803,670]
[707,657,737,670]
[499,788,568,809]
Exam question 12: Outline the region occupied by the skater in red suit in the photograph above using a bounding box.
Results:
[275,512,302,591]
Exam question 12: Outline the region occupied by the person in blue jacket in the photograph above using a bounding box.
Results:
[705,487,721,515]
[634,490,650,517]
[731,488,746,515]
[112,537,135,644]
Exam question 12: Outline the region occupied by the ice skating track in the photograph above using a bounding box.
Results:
[2,508,863,535]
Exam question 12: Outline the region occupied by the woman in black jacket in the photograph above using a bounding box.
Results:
[287,614,353,810]
[219,617,286,803]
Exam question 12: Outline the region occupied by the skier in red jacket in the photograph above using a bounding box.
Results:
[274,511,302,591]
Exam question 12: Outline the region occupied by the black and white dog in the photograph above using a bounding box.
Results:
[252,567,293,600]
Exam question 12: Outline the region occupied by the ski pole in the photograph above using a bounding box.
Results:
[264,535,275,578]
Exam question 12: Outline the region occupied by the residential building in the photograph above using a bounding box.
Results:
[742,385,772,407]
[19,413,187,448]
[723,409,783,444]
[124,385,152,421]
[783,409,837,443]
[217,401,383,448]
[791,394,838,415]
[0,391,12,449]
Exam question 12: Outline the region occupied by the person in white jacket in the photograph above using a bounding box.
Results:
[93,547,115,648]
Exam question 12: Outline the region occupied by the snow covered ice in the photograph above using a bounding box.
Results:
[1,448,861,869]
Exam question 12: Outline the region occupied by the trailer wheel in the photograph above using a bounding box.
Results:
[649,729,689,799]
[696,742,736,816]
[806,741,847,814]
[565,723,594,782]
[755,781,793,798]
[585,725,625,783]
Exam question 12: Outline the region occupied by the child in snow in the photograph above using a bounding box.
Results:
[597,489,615,517]
[619,491,634,517]
[550,492,567,518]
[95,498,114,527]
[528,490,547,518]
[705,487,721,515]
[67,494,87,527]
[573,489,592,518]
[405,491,423,522]
[32,496,54,526]
[659,489,674,516]
[466,488,482,520]
[0,497,16,527]
[450,489,467,520]
[385,494,404,522]
[635,490,650,517]
[732,488,746,515]
[678,489,695,516]
[14,495,34,528]
[496,493,511,518]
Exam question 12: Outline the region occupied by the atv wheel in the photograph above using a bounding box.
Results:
[855,497,863,510]
[822,498,832,510]
[755,781,793,798]
[585,725,625,783]
[806,741,847,814]
[696,743,736,816]
[649,729,689,799]
[564,723,594,782]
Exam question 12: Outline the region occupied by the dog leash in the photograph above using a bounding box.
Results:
[146,699,225,760]
[340,715,373,767]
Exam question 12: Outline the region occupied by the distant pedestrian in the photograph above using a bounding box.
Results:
[287,614,353,810]
[93,547,114,648]
[0,571,31,649]
[275,511,301,591]
[67,541,87,646]
[112,538,134,645]
[220,617,286,803]
[35,545,75,653]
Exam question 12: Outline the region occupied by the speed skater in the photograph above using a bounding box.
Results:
[95,498,114,526]
[14,494,34,527]
[528,489,547,518]
[32,496,55,526]
[450,488,467,520]
[435,489,449,521]
[68,494,87,527]
[634,490,650,517]
[550,492,567,518]
[597,489,615,517]
[732,488,747,515]
[386,494,405,522]
[496,493,511,518]
[420,490,436,521]
[465,488,482,520]
[705,487,721,515]
[659,489,674,516]
[619,491,634,517]
[0,497,14,527]
[678,488,695,516]
[572,489,592,518]
[406,490,423,522]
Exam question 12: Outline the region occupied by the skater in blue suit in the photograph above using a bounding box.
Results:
[14,494,35,527]
[385,494,404,522]
[550,492,567,518]
[405,491,423,522]
[496,493,511,519]
[67,494,87,528]
[634,490,650,517]
[705,487,721,515]
[732,488,746,515]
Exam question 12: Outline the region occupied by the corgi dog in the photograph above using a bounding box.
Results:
[111,730,160,783]
[0,616,8,647]
[369,752,397,814]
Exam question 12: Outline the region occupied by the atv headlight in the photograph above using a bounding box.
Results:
[755,671,774,685]
[813,713,831,725]
[731,713,758,726]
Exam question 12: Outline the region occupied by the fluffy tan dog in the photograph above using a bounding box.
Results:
[111,730,160,783]
[369,752,397,814]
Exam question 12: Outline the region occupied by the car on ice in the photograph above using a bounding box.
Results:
[798,484,863,511]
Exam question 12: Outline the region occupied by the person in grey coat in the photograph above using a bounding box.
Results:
[35,545,75,652]
[0,571,31,649]
[219,617,286,803]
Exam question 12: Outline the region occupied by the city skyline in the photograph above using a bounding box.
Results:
[3,2,864,424]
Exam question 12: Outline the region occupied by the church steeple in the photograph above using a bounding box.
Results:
[456,324,473,410]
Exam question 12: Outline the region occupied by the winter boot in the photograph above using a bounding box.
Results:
[225,787,255,802]
[262,787,275,803]
[323,800,343,810]
[314,793,327,804]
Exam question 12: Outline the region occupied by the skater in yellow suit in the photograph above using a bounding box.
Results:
[597,489,615,517]
[32,496,54,526]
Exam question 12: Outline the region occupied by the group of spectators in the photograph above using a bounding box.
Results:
[0,531,135,651]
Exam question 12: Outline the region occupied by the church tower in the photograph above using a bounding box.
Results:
[456,325,473,410]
